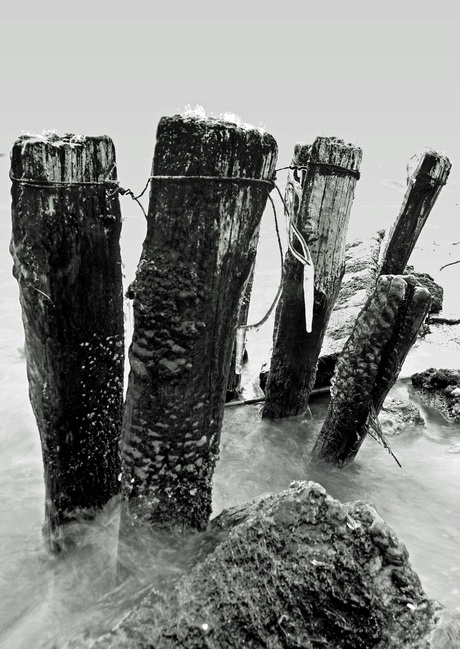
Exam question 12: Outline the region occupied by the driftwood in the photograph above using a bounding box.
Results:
[262,137,362,420]
[311,275,431,466]
[379,150,451,275]
[10,132,124,552]
[119,114,277,534]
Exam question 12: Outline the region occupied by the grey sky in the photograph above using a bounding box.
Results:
[1,0,459,236]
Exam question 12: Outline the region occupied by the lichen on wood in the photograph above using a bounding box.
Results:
[262,137,362,420]
[10,131,124,552]
[119,113,277,534]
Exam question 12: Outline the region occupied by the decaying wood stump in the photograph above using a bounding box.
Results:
[311,275,431,466]
[379,150,451,275]
[262,137,362,420]
[120,114,277,533]
[10,132,124,552]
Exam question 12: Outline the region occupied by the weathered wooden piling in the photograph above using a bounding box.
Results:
[10,132,124,551]
[379,150,451,275]
[311,275,431,467]
[225,266,254,402]
[119,114,277,533]
[262,137,362,420]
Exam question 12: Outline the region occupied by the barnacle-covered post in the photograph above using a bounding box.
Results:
[379,150,451,275]
[262,137,362,420]
[10,132,124,552]
[311,275,431,466]
[119,113,277,533]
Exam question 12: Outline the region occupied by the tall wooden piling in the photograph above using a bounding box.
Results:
[262,137,362,420]
[10,132,125,552]
[311,275,431,466]
[120,114,277,533]
[379,150,451,275]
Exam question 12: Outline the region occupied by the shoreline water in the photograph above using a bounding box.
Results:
[1,195,460,646]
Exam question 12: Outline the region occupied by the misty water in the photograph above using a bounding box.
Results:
[1,189,460,648]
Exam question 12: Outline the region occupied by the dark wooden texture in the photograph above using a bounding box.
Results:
[120,115,277,533]
[225,265,254,401]
[311,275,431,466]
[10,133,124,551]
[262,137,362,420]
[379,151,451,275]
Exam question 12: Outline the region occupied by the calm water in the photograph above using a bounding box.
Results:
[1,175,460,647]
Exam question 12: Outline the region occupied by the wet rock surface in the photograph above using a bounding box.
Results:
[411,368,460,422]
[67,481,459,649]
[379,396,425,436]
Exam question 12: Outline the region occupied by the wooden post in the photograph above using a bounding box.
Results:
[262,137,362,420]
[119,114,277,533]
[379,150,451,275]
[10,132,124,552]
[311,275,431,466]
[226,266,254,401]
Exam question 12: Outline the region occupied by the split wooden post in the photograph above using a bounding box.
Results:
[311,275,431,467]
[379,150,451,275]
[119,114,277,533]
[10,132,125,552]
[262,137,362,420]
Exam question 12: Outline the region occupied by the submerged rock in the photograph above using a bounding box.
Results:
[411,368,460,422]
[379,396,425,436]
[67,481,459,649]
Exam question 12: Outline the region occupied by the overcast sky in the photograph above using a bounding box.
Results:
[1,0,459,239]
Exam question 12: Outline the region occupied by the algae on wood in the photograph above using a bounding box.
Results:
[379,150,451,276]
[120,114,277,533]
[262,137,362,420]
[10,132,124,552]
[311,275,431,466]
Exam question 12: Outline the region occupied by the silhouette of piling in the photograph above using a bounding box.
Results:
[10,132,124,552]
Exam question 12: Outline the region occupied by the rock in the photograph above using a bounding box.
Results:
[405,266,444,314]
[411,368,460,422]
[379,396,425,436]
[323,230,385,357]
[66,481,460,649]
